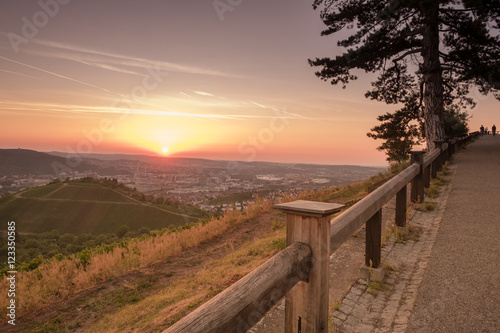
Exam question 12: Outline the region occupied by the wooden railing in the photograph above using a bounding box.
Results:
[164,132,480,333]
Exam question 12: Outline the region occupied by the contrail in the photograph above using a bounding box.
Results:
[0,55,110,92]
[0,68,40,79]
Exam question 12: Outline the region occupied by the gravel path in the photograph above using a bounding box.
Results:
[406,135,500,333]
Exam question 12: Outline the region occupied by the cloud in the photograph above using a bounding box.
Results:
[0,100,309,122]
[0,68,40,80]
[26,39,242,78]
[0,55,110,92]
[193,91,215,97]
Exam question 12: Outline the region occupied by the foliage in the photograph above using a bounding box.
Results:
[310,0,500,149]
[367,96,424,162]
[367,97,470,162]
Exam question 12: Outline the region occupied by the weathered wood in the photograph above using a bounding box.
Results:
[275,200,344,218]
[280,201,342,333]
[424,164,431,188]
[410,151,425,203]
[424,147,440,168]
[163,242,312,333]
[330,163,419,253]
[365,209,382,268]
[433,140,445,172]
[431,159,438,179]
[395,185,407,227]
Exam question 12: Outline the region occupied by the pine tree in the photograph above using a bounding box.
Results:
[310,0,500,150]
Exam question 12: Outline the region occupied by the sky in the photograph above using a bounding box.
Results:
[0,1,498,167]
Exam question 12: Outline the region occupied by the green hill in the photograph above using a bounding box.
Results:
[0,181,202,235]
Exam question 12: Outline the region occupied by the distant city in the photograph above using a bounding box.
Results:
[0,150,385,213]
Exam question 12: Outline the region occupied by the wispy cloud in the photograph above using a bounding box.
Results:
[0,68,40,80]
[0,55,110,92]
[193,91,214,96]
[25,39,242,78]
[0,100,309,121]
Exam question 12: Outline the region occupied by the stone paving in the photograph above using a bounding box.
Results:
[330,164,456,333]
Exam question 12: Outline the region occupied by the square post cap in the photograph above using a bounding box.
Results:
[274,200,344,218]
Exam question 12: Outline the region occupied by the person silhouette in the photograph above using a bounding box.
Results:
[480,125,484,135]
[492,124,496,136]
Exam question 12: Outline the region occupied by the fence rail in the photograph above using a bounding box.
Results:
[164,132,480,333]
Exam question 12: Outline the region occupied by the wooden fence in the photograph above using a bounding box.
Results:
[164,132,480,333]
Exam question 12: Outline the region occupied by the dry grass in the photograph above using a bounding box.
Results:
[0,198,272,320]
[86,230,287,332]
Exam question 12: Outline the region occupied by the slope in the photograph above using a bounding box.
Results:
[0,181,200,235]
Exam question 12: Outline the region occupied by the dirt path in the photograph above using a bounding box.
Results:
[1,210,278,332]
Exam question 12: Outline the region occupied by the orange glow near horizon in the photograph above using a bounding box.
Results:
[2,1,498,168]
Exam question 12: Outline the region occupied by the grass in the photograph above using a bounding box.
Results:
[425,184,440,199]
[417,201,436,212]
[86,229,287,332]
[384,263,395,272]
[0,197,197,234]
[367,280,387,297]
[44,184,136,203]
[383,223,423,246]
[20,182,63,198]
[0,197,273,322]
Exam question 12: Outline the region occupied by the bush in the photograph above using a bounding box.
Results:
[117,225,130,238]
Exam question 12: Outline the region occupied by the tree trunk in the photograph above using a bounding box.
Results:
[421,2,445,151]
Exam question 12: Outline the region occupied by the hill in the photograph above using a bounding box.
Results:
[0,149,91,176]
[0,149,132,177]
[0,180,203,235]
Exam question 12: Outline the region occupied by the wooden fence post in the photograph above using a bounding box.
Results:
[365,209,382,268]
[445,139,452,161]
[424,163,431,188]
[433,141,444,178]
[395,185,407,228]
[410,151,425,203]
[275,200,344,333]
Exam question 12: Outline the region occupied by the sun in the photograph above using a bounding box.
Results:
[162,147,169,154]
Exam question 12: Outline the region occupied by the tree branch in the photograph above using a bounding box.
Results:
[441,7,484,12]
[392,48,423,63]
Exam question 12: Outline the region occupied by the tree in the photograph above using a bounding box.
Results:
[117,225,130,238]
[367,94,424,163]
[310,0,500,150]
[367,78,471,162]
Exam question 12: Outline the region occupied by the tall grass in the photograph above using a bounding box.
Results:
[0,197,272,320]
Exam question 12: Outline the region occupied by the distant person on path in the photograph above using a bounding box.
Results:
[492,124,496,136]
[485,127,489,135]
[480,125,484,135]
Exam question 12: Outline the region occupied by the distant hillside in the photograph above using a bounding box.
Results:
[0,149,93,176]
[0,181,202,235]
[0,149,132,177]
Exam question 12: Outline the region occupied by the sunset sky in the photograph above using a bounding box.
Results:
[1,1,498,167]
